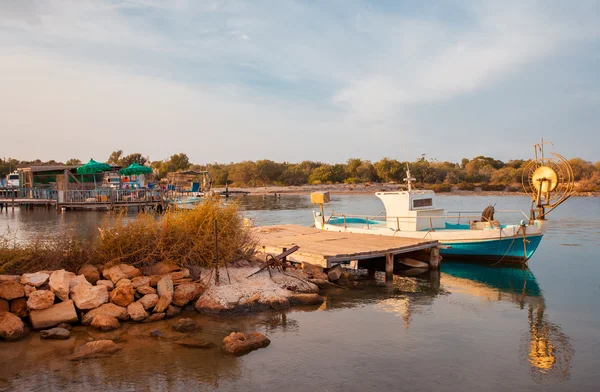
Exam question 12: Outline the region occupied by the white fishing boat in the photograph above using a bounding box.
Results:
[312,142,574,263]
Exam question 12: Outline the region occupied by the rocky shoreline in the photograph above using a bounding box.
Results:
[0,260,337,357]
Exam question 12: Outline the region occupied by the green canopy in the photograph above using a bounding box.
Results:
[119,162,153,176]
[76,159,112,174]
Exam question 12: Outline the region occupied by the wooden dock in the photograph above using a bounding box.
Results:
[252,224,441,278]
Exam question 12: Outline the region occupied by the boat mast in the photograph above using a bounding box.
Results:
[404,163,416,191]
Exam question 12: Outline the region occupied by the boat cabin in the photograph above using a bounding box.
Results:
[376,190,446,231]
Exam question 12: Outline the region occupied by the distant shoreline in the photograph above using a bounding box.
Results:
[213,184,600,197]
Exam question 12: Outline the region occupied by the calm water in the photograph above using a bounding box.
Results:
[1,195,599,391]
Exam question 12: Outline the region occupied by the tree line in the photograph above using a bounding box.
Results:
[2,152,599,191]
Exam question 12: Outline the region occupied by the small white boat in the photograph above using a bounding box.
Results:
[313,142,574,263]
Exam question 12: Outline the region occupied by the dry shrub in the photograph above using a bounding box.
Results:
[95,199,256,269]
[0,200,256,274]
[0,227,90,274]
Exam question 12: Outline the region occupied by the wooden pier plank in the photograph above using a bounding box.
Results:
[252,224,439,268]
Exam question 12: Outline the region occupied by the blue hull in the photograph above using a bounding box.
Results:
[440,235,544,263]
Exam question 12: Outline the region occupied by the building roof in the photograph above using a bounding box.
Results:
[18,165,79,173]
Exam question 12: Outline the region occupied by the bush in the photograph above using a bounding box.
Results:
[425,183,452,192]
[481,184,507,191]
[0,200,256,274]
[457,182,475,191]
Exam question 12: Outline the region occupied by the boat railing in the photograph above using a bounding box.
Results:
[325,209,529,230]
[0,187,57,200]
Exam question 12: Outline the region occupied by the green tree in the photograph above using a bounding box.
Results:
[65,158,82,165]
[107,150,123,165]
[374,158,403,183]
[121,153,148,167]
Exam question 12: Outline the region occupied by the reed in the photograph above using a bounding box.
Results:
[0,200,256,275]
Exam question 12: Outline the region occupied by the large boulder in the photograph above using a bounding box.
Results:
[131,276,151,289]
[115,279,132,287]
[78,264,100,284]
[26,290,55,310]
[82,303,129,325]
[102,266,127,284]
[259,295,290,310]
[0,275,21,283]
[223,332,270,355]
[67,340,122,360]
[157,276,174,298]
[195,296,229,314]
[71,284,108,310]
[29,300,78,329]
[167,269,190,281]
[109,283,135,307]
[21,272,50,287]
[172,282,205,307]
[0,312,25,340]
[137,285,156,295]
[139,294,159,310]
[40,327,70,340]
[0,299,8,312]
[23,285,36,297]
[302,262,329,280]
[10,298,29,318]
[118,264,142,279]
[48,270,72,301]
[0,281,25,300]
[127,301,147,322]
[91,314,120,331]
[153,294,172,313]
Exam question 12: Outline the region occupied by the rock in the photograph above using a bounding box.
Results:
[40,327,70,340]
[26,290,55,310]
[10,298,29,318]
[118,264,142,279]
[0,281,25,300]
[69,275,91,290]
[223,332,270,355]
[0,275,21,283]
[149,275,162,287]
[71,284,108,310]
[78,264,100,284]
[0,312,25,340]
[115,279,132,287]
[57,323,72,330]
[289,293,325,306]
[146,262,180,276]
[23,284,36,297]
[327,264,343,281]
[172,282,205,307]
[102,265,127,284]
[96,280,114,291]
[29,300,78,329]
[176,338,215,349]
[167,269,189,281]
[0,299,8,312]
[302,262,329,280]
[260,295,290,310]
[139,294,159,310]
[91,314,120,331]
[137,285,156,295]
[195,296,228,314]
[109,283,135,307]
[67,340,122,360]
[21,272,50,287]
[308,279,342,289]
[143,313,165,323]
[166,305,181,318]
[131,276,151,289]
[171,317,198,333]
[154,294,172,313]
[48,270,72,301]
[82,303,129,325]
[127,301,147,322]
[157,276,174,298]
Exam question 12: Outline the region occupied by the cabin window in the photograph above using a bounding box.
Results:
[8,175,18,180]
[413,198,432,208]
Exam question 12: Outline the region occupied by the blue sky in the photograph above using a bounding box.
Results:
[1,0,599,164]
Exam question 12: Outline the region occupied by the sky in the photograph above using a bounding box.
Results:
[1,0,599,165]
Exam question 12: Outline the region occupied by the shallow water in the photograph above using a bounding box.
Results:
[1,195,599,391]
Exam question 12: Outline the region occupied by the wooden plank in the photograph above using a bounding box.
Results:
[252,224,440,268]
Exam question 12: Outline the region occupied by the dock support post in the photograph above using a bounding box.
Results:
[385,253,394,282]
[429,247,440,270]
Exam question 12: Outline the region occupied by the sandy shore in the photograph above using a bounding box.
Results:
[213,184,600,197]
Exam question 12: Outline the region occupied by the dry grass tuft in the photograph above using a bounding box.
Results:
[0,200,256,275]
